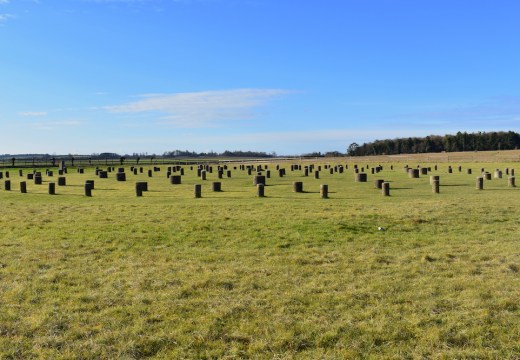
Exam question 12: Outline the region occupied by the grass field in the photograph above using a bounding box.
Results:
[0,156,519,359]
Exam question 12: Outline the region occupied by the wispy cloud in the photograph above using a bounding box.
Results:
[0,1,12,23]
[82,0,211,3]
[0,13,13,22]
[20,111,48,117]
[52,120,83,126]
[105,88,292,128]
[30,120,83,130]
[84,0,155,2]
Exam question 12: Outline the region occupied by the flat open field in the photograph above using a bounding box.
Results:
[1,156,519,358]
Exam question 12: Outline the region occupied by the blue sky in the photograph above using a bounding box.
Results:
[1,0,519,155]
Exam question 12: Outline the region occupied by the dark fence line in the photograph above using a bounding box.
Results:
[0,157,297,169]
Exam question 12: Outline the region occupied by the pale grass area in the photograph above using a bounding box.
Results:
[353,150,520,164]
[276,150,520,165]
[0,158,519,358]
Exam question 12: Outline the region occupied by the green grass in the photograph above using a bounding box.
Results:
[0,162,519,358]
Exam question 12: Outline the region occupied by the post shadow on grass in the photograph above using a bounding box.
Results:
[386,182,412,190]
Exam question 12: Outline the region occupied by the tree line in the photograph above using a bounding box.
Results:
[1,150,275,160]
[347,131,520,156]
[162,150,275,158]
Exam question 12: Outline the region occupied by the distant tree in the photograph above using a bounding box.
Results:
[347,142,359,156]
[325,151,342,157]
[302,151,322,157]
[97,152,120,159]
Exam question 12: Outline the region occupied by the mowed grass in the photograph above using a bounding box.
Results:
[0,161,520,359]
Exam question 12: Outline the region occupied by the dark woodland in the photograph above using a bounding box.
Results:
[347,131,520,156]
